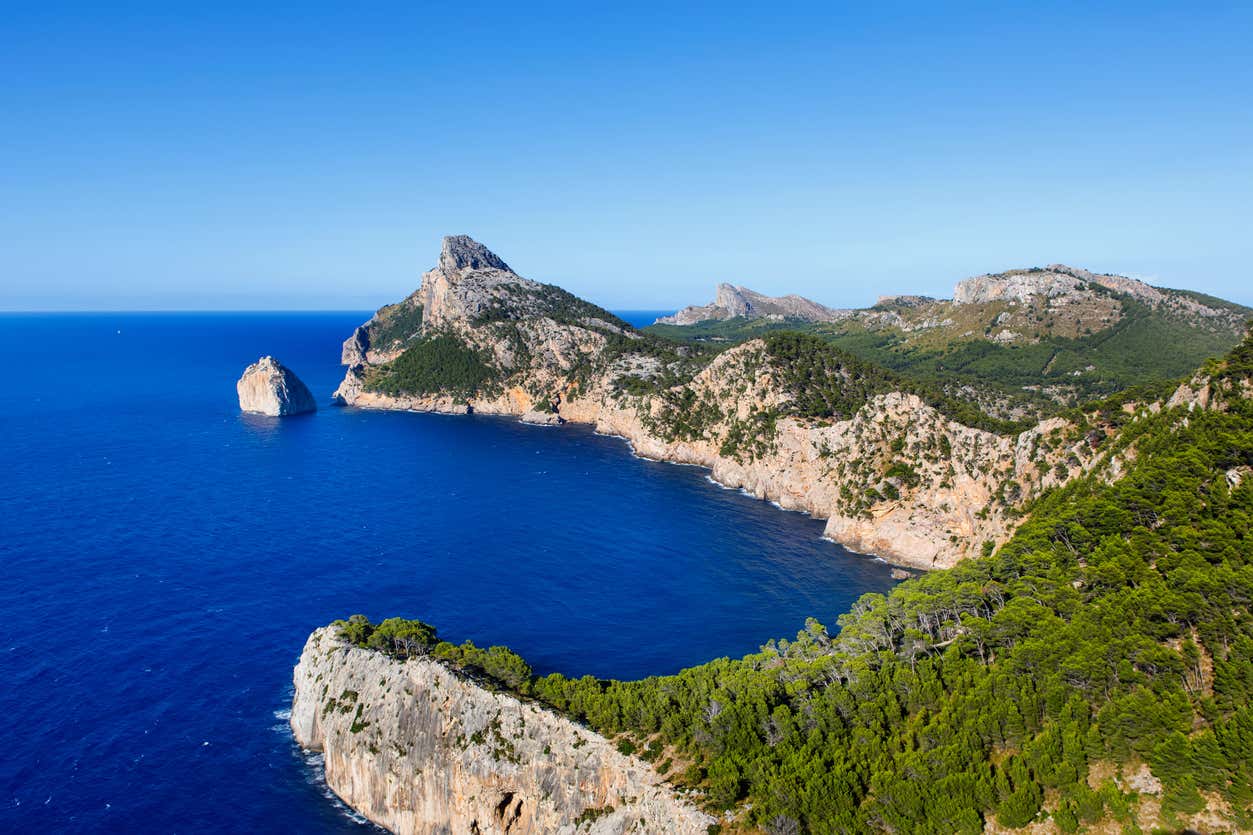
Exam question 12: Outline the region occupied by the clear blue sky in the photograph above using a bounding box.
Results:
[3,2,1251,311]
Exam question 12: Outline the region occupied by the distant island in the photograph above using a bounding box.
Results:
[294,235,1253,833]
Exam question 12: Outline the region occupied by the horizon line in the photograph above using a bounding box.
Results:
[0,307,680,314]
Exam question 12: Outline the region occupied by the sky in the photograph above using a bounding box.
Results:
[2,2,1251,311]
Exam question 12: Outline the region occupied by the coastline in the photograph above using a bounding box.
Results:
[329,387,1047,573]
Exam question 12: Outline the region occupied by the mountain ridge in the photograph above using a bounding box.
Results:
[662,263,1248,328]
[312,236,1253,833]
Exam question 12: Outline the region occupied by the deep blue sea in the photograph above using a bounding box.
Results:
[0,311,895,833]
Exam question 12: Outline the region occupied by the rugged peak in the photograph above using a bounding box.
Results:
[1045,263,1097,281]
[657,283,841,325]
[952,266,1093,305]
[439,235,511,274]
[714,283,753,316]
[951,264,1233,318]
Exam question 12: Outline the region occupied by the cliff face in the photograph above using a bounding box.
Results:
[291,627,711,835]
[656,283,844,325]
[562,340,1095,568]
[236,356,317,416]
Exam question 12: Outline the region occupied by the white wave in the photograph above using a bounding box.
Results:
[301,750,377,827]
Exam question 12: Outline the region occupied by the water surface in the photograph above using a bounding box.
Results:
[0,312,894,833]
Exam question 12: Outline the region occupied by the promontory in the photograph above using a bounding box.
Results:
[330,235,1248,570]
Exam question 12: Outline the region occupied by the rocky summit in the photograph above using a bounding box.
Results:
[655,283,844,325]
[236,356,317,416]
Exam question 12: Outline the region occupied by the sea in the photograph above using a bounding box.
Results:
[0,311,896,833]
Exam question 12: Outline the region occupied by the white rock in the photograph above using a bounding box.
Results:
[520,409,562,425]
[237,356,317,416]
[291,627,711,835]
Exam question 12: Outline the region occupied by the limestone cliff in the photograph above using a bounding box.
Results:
[236,356,317,416]
[290,627,711,835]
[559,339,1097,569]
[655,283,846,325]
[332,236,1112,569]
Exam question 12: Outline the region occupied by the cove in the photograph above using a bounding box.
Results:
[0,312,895,833]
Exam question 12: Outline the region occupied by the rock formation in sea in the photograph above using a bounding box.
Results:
[236,356,317,416]
[291,626,711,835]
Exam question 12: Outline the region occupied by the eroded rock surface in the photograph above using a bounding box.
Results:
[236,356,316,416]
[291,627,711,835]
[656,283,845,325]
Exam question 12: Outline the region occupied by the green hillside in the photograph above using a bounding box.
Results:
[648,287,1249,419]
[338,332,1253,832]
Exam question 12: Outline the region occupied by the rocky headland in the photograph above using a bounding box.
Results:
[331,236,1128,570]
[291,626,711,835]
[237,356,317,416]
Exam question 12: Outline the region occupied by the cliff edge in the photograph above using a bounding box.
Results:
[291,626,712,835]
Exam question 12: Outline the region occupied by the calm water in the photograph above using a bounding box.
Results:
[0,312,894,833]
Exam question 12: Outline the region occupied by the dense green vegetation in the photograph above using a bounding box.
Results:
[336,614,534,690]
[636,332,1027,457]
[763,332,1029,434]
[342,333,1253,832]
[365,300,424,351]
[365,334,499,397]
[647,294,1249,417]
[897,300,1246,401]
[472,281,632,331]
[648,315,804,344]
